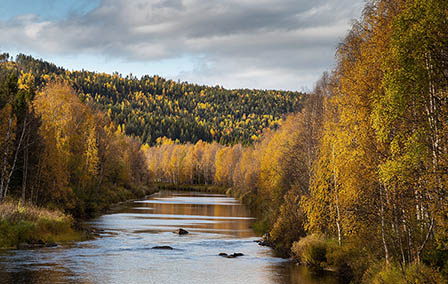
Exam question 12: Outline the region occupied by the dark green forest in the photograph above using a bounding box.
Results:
[12,54,305,145]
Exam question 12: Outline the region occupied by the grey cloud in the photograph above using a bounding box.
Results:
[153,0,184,10]
[0,0,364,90]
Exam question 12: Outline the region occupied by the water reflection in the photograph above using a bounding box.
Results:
[130,191,255,237]
[0,190,338,284]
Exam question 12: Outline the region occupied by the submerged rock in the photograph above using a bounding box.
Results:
[152,245,174,250]
[254,234,273,247]
[256,236,273,247]
[257,240,271,246]
[17,240,58,249]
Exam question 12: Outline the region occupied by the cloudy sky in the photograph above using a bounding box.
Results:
[1,0,364,91]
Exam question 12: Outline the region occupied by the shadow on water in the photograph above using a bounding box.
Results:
[0,262,92,284]
[270,262,340,284]
[0,190,339,284]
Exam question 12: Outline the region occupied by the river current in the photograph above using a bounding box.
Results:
[0,190,337,283]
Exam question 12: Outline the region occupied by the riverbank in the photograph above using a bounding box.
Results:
[0,185,158,249]
[0,200,85,249]
[224,187,448,283]
[288,234,447,283]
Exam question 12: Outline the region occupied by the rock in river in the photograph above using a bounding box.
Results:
[174,228,189,235]
[152,246,174,250]
[219,252,244,258]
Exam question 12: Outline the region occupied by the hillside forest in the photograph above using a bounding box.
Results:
[13,54,305,145]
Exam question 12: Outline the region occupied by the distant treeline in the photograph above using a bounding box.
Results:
[144,94,324,252]
[9,53,305,145]
[0,60,150,218]
[144,0,448,282]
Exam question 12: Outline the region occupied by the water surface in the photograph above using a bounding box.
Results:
[0,190,338,283]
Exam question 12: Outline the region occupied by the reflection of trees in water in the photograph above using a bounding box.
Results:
[139,191,254,237]
[270,263,340,284]
[0,266,92,284]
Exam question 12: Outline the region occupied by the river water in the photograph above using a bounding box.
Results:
[0,190,338,283]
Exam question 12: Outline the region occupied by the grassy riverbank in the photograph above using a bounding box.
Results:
[0,200,85,249]
[0,185,157,249]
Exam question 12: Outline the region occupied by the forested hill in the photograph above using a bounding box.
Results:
[10,54,305,145]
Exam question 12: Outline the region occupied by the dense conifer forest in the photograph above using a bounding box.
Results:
[12,54,305,145]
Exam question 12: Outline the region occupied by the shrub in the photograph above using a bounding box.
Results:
[0,220,34,247]
[422,246,448,276]
[404,263,446,284]
[252,219,269,235]
[363,262,446,284]
[269,190,306,254]
[291,235,327,268]
[326,241,370,282]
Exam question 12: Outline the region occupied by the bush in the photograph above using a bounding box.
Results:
[0,220,35,247]
[269,190,306,254]
[404,264,446,284]
[252,219,269,235]
[291,235,327,268]
[326,241,370,282]
[422,246,448,276]
[291,236,368,282]
[363,262,446,284]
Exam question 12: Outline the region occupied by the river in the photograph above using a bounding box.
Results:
[0,190,338,283]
